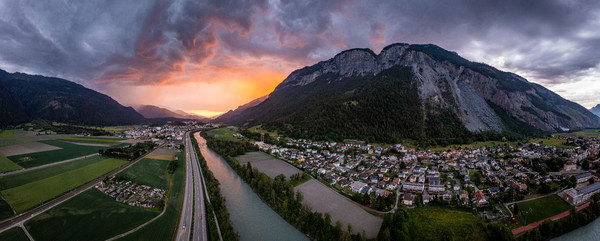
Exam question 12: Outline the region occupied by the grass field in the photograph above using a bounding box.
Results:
[0,227,29,241]
[0,153,21,173]
[0,197,14,220]
[60,137,124,143]
[120,158,170,190]
[205,127,240,142]
[1,158,127,213]
[0,155,107,190]
[516,195,572,224]
[0,129,29,137]
[25,188,158,241]
[8,140,128,168]
[557,129,600,138]
[406,206,488,241]
[529,138,574,149]
[117,151,185,241]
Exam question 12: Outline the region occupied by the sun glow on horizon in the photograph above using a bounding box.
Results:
[187,110,226,118]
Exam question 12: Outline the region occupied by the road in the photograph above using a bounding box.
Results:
[0,147,158,234]
[176,132,208,241]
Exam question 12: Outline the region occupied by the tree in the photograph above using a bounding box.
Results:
[583,159,590,170]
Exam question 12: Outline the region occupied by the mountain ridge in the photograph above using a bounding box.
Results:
[0,69,147,127]
[216,43,600,142]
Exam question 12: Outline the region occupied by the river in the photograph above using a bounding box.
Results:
[552,217,600,241]
[196,134,309,241]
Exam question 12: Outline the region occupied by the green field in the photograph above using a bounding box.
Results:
[120,158,170,190]
[117,151,185,241]
[516,195,572,224]
[1,158,127,213]
[9,140,129,168]
[205,127,240,142]
[529,138,574,149]
[0,227,29,241]
[557,129,600,138]
[61,137,124,143]
[0,129,29,137]
[0,153,21,173]
[0,155,107,190]
[25,188,158,241]
[406,206,488,241]
[0,197,14,220]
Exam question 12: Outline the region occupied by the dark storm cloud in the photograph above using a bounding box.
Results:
[0,0,599,105]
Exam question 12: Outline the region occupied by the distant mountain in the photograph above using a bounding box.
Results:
[217,95,268,122]
[216,43,600,142]
[135,105,206,120]
[0,69,147,127]
[591,105,600,117]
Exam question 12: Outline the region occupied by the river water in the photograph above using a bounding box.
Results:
[196,135,309,241]
[552,217,600,241]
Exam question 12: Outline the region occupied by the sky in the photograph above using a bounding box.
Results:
[0,0,599,117]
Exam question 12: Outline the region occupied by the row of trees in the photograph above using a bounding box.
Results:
[190,133,238,241]
[99,141,156,161]
[201,132,367,241]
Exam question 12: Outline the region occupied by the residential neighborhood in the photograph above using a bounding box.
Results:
[96,176,166,208]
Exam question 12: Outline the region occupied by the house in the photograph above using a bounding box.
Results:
[376,189,393,198]
[423,192,432,204]
[459,190,469,203]
[576,172,593,183]
[489,187,500,197]
[403,182,425,192]
[475,190,488,207]
[350,181,368,193]
[563,182,600,206]
[564,162,577,171]
[403,193,414,206]
[442,190,453,201]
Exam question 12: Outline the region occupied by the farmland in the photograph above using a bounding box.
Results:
[0,153,21,173]
[515,195,572,224]
[237,151,303,179]
[0,155,106,190]
[120,158,170,190]
[8,140,128,168]
[25,188,158,241]
[0,129,30,137]
[1,158,127,213]
[295,179,383,238]
[405,206,488,241]
[0,197,14,220]
[117,151,185,241]
[0,227,29,241]
[0,141,62,156]
[60,137,125,143]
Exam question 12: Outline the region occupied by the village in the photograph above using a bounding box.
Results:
[250,132,600,220]
[95,176,166,208]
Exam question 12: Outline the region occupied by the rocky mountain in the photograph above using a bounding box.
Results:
[216,43,600,142]
[0,69,147,127]
[591,105,600,117]
[135,105,207,120]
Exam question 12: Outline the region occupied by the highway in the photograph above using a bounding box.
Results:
[176,132,207,241]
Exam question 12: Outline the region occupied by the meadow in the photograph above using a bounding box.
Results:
[516,195,572,224]
[120,158,170,190]
[60,137,125,143]
[25,188,158,241]
[0,129,29,137]
[0,227,29,241]
[1,158,127,213]
[0,153,21,173]
[0,155,106,190]
[117,151,185,241]
[406,206,488,241]
[205,127,240,142]
[9,140,128,168]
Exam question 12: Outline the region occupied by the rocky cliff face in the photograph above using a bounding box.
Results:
[217,43,600,139]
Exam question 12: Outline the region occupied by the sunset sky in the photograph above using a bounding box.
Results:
[1,0,599,116]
